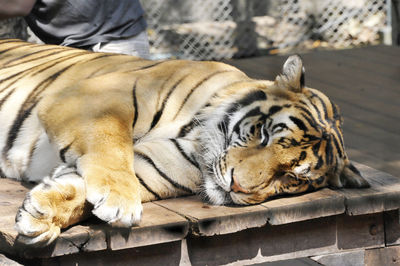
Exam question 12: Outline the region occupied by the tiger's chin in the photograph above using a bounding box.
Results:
[202,177,234,205]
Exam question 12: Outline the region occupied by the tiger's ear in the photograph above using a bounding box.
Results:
[275,55,305,93]
[329,162,370,188]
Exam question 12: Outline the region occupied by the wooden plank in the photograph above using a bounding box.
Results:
[154,196,269,236]
[384,210,400,246]
[261,188,345,225]
[109,202,189,250]
[17,224,108,259]
[42,241,183,266]
[336,213,384,250]
[307,74,399,121]
[339,163,400,216]
[338,46,400,67]
[345,147,400,179]
[0,179,188,257]
[311,250,365,266]
[186,216,338,266]
[0,179,31,255]
[0,180,109,258]
[365,246,400,266]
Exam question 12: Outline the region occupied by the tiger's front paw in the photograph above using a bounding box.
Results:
[15,179,61,246]
[15,170,87,246]
[87,186,143,227]
[15,206,61,246]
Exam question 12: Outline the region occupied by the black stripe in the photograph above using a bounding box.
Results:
[231,107,261,137]
[303,134,319,142]
[3,101,38,154]
[315,156,324,170]
[0,39,25,45]
[299,112,320,132]
[125,61,167,73]
[325,140,333,165]
[0,43,37,55]
[312,141,321,157]
[27,136,40,170]
[178,119,198,138]
[295,104,321,131]
[150,74,188,130]
[174,70,232,119]
[2,47,63,66]
[4,63,76,154]
[0,51,86,97]
[289,116,308,132]
[311,92,329,122]
[331,101,342,122]
[299,151,307,161]
[308,93,328,126]
[0,50,80,90]
[272,123,289,132]
[171,139,200,170]
[331,132,344,158]
[332,126,345,152]
[59,143,72,163]
[218,90,267,135]
[32,51,88,76]
[0,89,15,111]
[132,80,139,129]
[237,90,267,106]
[136,174,161,200]
[135,151,193,193]
[267,105,283,116]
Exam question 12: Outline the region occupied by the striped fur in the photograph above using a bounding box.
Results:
[0,40,368,245]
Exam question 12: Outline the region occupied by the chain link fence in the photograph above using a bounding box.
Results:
[142,0,391,60]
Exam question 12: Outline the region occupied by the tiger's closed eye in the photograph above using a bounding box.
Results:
[272,123,289,134]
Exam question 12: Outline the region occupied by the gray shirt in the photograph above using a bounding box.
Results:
[25,0,147,48]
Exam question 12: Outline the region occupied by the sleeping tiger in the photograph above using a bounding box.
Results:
[0,39,369,246]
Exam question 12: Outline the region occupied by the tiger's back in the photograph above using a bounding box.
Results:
[0,39,249,199]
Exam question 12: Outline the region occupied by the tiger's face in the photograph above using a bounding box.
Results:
[200,55,369,205]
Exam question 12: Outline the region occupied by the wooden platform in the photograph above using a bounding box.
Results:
[0,45,399,265]
[1,163,400,265]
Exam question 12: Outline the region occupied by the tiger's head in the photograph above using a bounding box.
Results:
[199,55,369,205]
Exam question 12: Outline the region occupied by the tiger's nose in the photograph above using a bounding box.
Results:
[231,175,250,194]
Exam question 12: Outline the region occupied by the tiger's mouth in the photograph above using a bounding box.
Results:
[203,160,256,205]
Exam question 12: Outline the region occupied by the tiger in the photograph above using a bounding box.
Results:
[0,39,369,246]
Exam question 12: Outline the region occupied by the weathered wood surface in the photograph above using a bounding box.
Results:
[154,196,269,236]
[339,162,400,216]
[261,188,345,225]
[1,161,399,259]
[365,246,400,266]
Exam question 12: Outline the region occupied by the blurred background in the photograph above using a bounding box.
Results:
[0,0,395,60]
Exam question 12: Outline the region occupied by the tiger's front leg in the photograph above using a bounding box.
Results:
[78,150,142,227]
[37,80,142,229]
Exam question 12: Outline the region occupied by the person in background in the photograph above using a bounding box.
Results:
[0,0,150,58]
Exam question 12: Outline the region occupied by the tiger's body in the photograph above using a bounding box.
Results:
[0,40,369,245]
